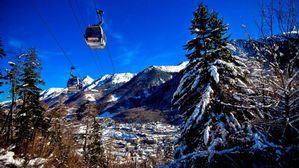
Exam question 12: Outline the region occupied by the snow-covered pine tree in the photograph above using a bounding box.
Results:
[171,4,259,166]
[15,49,49,151]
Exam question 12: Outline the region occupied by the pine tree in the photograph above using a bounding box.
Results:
[171,4,259,166]
[86,118,107,168]
[163,138,174,162]
[0,39,6,96]
[0,40,6,146]
[0,52,23,147]
[44,96,85,167]
[0,39,5,58]
[48,96,65,153]
[1,58,21,146]
[15,49,49,151]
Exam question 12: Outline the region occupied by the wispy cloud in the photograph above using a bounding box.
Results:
[37,50,71,60]
[117,45,141,66]
[8,38,24,49]
[39,50,65,56]
[111,32,124,42]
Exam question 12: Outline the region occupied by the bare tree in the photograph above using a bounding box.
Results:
[253,0,299,145]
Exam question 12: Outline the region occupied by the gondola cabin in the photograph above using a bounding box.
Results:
[84,9,106,49]
[67,76,82,93]
[84,25,106,49]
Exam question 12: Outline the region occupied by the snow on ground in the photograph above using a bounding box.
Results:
[66,107,78,120]
[0,149,46,167]
[102,129,137,141]
[107,94,120,102]
[27,158,47,167]
[0,150,24,167]
[84,93,96,102]
[153,61,188,73]
[77,125,87,134]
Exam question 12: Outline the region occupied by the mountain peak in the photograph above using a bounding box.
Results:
[110,73,135,84]
[82,75,94,86]
[40,88,66,100]
[151,61,188,73]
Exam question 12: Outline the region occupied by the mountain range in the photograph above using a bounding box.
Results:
[40,62,188,124]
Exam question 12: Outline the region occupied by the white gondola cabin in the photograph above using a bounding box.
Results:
[67,76,82,93]
[84,9,106,49]
[84,25,106,49]
[67,66,82,93]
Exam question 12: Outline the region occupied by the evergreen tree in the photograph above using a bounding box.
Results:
[0,39,5,58]
[15,49,49,151]
[162,138,174,162]
[48,96,65,153]
[0,46,21,147]
[0,39,6,95]
[0,40,6,145]
[171,4,259,166]
[2,59,21,145]
[86,118,107,168]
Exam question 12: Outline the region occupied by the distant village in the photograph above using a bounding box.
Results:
[75,118,179,165]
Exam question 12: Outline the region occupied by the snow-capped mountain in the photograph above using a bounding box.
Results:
[40,62,187,123]
[97,62,188,116]
[81,75,94,87]
[83,73,135,91]
[40,88,65,100]
[40,88,67,107]
[151,61,188,73]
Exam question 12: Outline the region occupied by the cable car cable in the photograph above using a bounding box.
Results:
[91,0,116,73]
[91,0,98,14]
[30,0,74,67]
[30,0,82,84]
[105,45,116,73]
[67,0,103,74]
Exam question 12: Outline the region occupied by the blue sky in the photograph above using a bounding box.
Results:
[1,0,268,100]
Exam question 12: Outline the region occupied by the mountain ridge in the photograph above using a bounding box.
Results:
[40,61,188,123]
